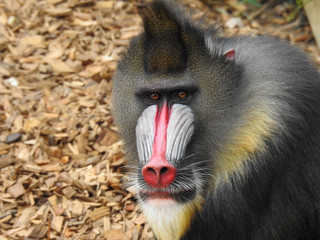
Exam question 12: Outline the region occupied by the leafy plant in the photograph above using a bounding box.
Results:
[286,0,312,21]
[240,0,261,7]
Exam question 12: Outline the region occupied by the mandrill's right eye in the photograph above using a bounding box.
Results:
[149,92,161,101]
[177,91,187,100]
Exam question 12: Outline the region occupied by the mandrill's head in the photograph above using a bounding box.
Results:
[112,0,272,239]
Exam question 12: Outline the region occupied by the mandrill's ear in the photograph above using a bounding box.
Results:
[139,0,188,74]
[224,49,235,61]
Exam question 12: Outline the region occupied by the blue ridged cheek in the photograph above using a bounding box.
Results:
[166,104,194,164]
[136,105,157,164]
[136,104,195,165]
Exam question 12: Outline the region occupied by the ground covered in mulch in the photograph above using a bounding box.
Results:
[0,0,319,239]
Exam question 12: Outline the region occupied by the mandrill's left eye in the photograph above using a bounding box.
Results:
[149,92,161,101]
[177,91,187,100]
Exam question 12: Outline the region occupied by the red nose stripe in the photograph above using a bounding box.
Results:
[153,101,169,157]
[142,102,176,188]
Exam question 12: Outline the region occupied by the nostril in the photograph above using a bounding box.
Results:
[142,165,159,187]
[147,167,157,175]
[160,167,168,175]
[159,165,176,187]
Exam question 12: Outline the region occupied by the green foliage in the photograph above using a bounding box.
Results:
[286,0,312,21]
[238,0,313,22]
[240,0,261,7]
[286,0,300,21]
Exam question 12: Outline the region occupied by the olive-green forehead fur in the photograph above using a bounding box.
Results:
[141,1,188,73]
[117,0,213,77]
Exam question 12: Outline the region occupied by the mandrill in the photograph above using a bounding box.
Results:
[112,0,320,239]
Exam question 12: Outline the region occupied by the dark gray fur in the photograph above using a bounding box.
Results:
[112,0,320,239]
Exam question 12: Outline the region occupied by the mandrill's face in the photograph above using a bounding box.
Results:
[136,93,196,202]
[132,88,207,240]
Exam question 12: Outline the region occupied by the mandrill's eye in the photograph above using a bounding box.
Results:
[149,92,161,101]
[177,91,187,100]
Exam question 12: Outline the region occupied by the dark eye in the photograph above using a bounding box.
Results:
[149,92,160,101]
[177,91,187,100]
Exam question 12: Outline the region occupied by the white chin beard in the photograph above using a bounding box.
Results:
[140,195,201,240]
[145,198,177,208]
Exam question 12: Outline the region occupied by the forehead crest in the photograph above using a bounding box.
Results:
[141,0,188,74]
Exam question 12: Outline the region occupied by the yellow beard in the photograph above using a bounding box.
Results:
[141,196,203,240]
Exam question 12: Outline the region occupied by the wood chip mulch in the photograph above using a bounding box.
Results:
[0,0,152,239]
[0,0,319,239]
